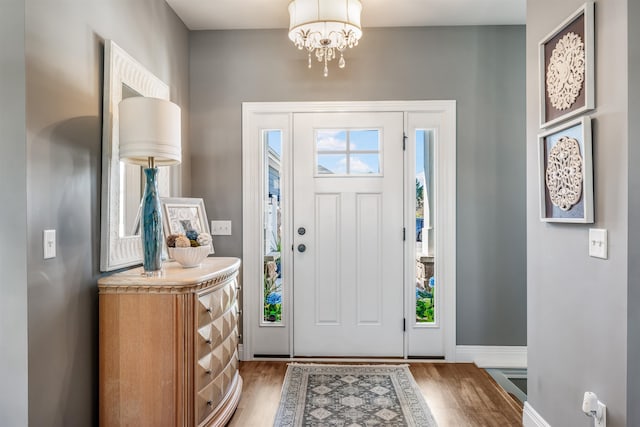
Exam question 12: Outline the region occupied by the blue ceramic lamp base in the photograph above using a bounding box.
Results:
[141,167,163,275]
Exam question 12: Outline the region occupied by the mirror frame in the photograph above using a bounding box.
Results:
[100,40,171,271]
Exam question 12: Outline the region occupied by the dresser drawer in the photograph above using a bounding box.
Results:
[196,280,238,328]
[195,326,239,391]
[196,303,238,361]
[196,350,239,425]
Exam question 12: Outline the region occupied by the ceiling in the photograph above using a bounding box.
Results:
[165,0,526,31]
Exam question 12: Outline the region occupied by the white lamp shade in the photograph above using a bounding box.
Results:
[119,97,181,166]
[288,0,362,43]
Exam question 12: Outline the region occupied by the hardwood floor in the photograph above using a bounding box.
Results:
[227,361,523,427]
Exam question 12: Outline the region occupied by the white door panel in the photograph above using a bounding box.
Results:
[293,112,404,357]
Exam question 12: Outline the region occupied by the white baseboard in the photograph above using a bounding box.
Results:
[239,344,526,367]
[455,345,527,368]
[238,344,245,361]
[523,402,551,427]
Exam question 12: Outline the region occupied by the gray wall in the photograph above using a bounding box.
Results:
[24,0,189,425]
[628,0,640,423]
[190,26,527,346]
[526,0,628,426]
[0,0,28,425]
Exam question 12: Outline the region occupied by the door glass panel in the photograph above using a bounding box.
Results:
[316,130,347,151]
[350,153,380,174]
[349,129,379,151]
[317,154,347,175]
[264,130,283,323]
[316,129,381,175]
[415,129,436,324]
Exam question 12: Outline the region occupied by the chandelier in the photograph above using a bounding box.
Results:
[288,0,363,77]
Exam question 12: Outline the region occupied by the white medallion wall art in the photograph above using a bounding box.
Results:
[538,117,593,223]
[539,1,594,128]
[545,135,583,211]
[546,32,585,111]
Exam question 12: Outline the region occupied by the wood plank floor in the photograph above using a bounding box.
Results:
[227,362,523,427]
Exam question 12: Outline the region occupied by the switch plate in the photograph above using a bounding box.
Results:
[44,229,56,259]
[211,220,232,236]
[589,228,607,259]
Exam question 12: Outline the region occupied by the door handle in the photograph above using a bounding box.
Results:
[297,244,306,253]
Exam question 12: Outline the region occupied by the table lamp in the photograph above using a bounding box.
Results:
[119,96,181,275]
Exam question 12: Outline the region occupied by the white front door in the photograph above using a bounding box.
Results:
[292,112,405,357]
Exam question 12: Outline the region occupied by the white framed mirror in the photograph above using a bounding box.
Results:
[100,40,173,271]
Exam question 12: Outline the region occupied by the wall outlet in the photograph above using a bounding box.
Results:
[211,220,232,236]
[44,229,56,259]
[582,392,606,427]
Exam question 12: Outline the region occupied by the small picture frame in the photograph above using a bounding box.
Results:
[538,116,593,223]
[539,1,594,128]
[160,197,215,254]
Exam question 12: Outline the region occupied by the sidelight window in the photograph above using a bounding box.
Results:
[415,129,436,324]
[263,130,283,323]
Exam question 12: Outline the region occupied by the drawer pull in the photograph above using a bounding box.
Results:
[205,369,212,375]
[206,307,213,313]
[235,286,241,292]
[207,400,213,407]
[205,339,212,344]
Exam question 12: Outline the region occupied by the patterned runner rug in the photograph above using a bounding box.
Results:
[273,364,438,427]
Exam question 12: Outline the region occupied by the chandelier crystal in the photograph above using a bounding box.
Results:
[288,0,363,77]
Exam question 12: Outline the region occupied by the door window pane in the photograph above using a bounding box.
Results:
[317,154,347,175]
[349,129,380,151]
[264,130,283,323]
[316,130,347,151]
[350,154,380,174]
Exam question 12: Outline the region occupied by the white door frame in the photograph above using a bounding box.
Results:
[241,101,457,361]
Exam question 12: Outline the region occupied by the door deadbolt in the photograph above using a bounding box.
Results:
[297,227,306,235]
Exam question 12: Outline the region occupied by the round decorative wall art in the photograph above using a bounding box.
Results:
[546,32,585,111]
[545,136,583,211]
[538,2,594,128]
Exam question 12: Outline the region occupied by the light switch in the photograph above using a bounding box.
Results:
[589,228,607,259]
[211,220,232,236]
[44,229,56,259]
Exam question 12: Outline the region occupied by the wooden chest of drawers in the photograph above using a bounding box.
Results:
[98,257,242,427]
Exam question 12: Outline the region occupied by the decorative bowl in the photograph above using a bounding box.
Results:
[169,246,210,268]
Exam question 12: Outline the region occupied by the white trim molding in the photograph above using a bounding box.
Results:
[238,344,245,362]
[523,402,552,427]
[242,101,457,361]
[455,345,527,368]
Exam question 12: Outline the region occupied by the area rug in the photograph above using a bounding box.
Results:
[273,364,438,427]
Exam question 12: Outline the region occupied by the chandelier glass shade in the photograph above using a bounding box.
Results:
[288,0,363,77]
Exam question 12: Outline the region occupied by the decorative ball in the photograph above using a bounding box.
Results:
[185,230,198,241]
[166,234,179,248]
[197,232,212,247]
[175,235,191,248]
